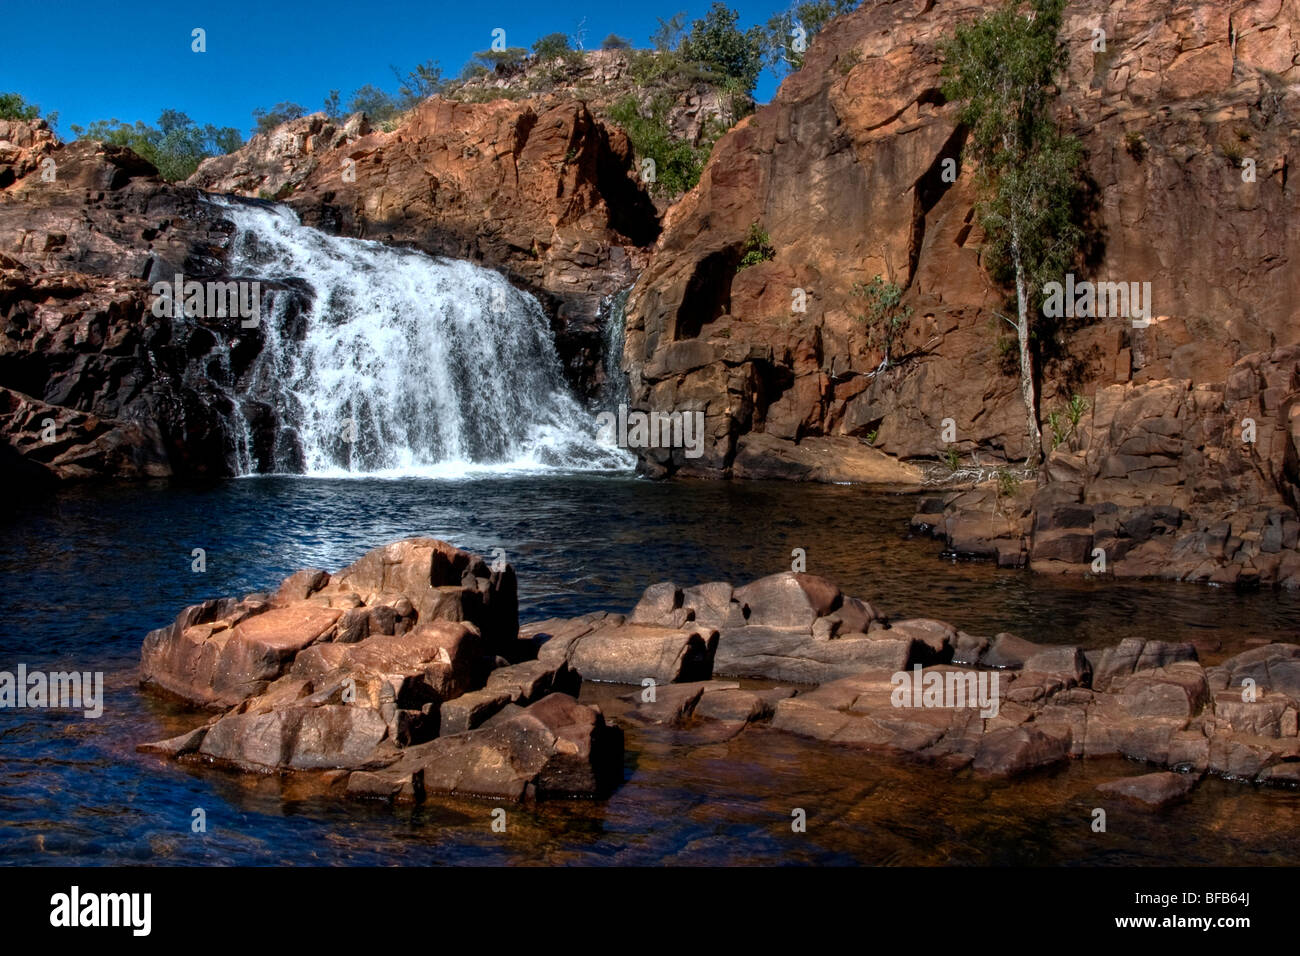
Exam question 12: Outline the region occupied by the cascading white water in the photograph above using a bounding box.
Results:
[215,199,632,477]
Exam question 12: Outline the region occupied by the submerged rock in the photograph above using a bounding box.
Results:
[1097,771,1200,809]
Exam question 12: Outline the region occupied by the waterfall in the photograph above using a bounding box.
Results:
[213,199,633,477]
[601,287,632,409]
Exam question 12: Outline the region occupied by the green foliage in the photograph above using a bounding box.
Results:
[532,33,571,61]
[473,47,530,73]
[737,222,775,268]
[1046,393,1088,451]
[679,2,765,94]
[71,109,241,182]
[0,92,44,123]
[1066,392,1089,428]
[765,0,858,73]
[347,85,401,123]
[852,275,912,366]
[323,90,342,123]
[995,468,1020,497]
[939,0,1083,304]
[1123,129,1146,161]
[601,34,632,50]
[392,60,444,107]
[865,428,879,445]
[606,94,712,197]
[651,12,687,52]
[252,102,306,134]
[1046,409,1066,450]
[944,447,961,471]
[459,61,490,81]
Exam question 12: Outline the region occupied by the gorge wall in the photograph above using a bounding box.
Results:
[625,0,1297,478]
[620,0,1300,584]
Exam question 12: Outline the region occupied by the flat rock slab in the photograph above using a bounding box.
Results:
[713,626,938,683]
[1097,771,1200,808]
[141,600,341,708]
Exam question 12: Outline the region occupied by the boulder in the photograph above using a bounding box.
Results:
[733,572,841,628]
[347,694,624,802]
[537,621,717,684]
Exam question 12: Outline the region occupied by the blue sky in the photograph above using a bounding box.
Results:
[3,0,797,138]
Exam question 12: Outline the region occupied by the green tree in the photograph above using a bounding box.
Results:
[532,33,571,61]
[0,92,42,121]
[252,101,306,134]
[71,110,241,181]
[680,3,765,93]
[650,12,687,52]
[392,60,444,108]
[473,47,529,72]
[607,94,711,197]
[765,0,858,73]
[346,85,400,122]
[601,34,632,50]
[322,90,342,122]
[939,0,1083,463]
[852,275,912,369]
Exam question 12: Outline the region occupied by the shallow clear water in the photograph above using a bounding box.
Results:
[2,476,1299,865]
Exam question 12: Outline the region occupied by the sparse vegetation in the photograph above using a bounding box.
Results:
[607,94,714,197]
[1123,130,1147,161]
[738,222,775,268]
[853,275,912,370]
[71,110,242,181]
[945,447,962,471]
[765,0,859,74]
[836,48,862,75]
[1046,392,1089,451]
[996,468,1020,498]
[252,102,306,134]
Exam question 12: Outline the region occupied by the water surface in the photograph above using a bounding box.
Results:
[2,476,1298,865]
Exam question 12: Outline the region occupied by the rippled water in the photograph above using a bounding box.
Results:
[2,476,1299,865]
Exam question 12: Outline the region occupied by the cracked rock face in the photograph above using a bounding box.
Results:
[623,0,1298,479]
[139,539,623,803]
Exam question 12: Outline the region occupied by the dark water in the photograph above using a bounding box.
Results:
[2,475,1300,866]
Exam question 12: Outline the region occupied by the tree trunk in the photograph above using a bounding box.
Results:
[1012,243,1042,465]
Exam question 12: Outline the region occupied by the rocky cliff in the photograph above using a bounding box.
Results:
[626,0,1297,476]
[621,0,1300,583]
[0,121,285,482]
